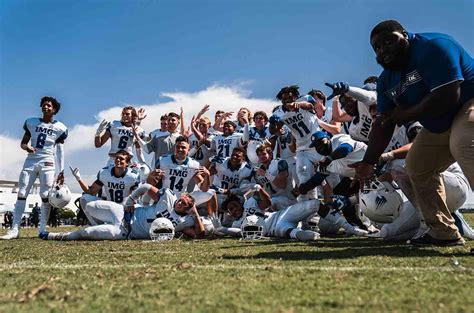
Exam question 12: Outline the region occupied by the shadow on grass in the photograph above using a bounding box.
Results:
[221,238,473,260]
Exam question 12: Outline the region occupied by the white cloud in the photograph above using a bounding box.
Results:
[0,84,279,192]
[0,135,25,180]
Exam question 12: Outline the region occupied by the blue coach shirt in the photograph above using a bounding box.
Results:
[377,32,474,133]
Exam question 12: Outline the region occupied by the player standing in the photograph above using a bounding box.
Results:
[1,96,67,240]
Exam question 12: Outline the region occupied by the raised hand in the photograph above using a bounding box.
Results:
[325,82,349,100]
[95,119,109,137]
[69,166,81,181]
[137,108,147,120]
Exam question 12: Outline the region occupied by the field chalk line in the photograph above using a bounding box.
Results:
[0,263,471,272]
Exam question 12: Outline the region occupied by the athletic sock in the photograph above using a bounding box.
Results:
[39,202,52,233]
[12,199,26,231]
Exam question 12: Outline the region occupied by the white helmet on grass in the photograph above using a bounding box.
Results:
[241,214,265,240]
[359,181,402,224]
[149,218,175,241]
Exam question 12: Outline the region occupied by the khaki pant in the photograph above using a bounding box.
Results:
[405,99,474,240]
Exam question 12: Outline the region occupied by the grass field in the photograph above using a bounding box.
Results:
[1,223,473,313]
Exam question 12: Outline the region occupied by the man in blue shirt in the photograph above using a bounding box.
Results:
[351,20,473,246]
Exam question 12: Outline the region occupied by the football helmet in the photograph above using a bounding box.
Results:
[241,214,265,240]
[48,184,72,208]
[139,163,151,183]
[149,218,175,241]
[359,180,402,224]
[247,140,265,165]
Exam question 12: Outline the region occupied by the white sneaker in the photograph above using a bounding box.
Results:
[345,225,369,237]
[296,230,320,241]
[324,211,368,237]
[0,229,19,240]
[453,210,474,240]
[368,231,382,238]
[46,232,70,241]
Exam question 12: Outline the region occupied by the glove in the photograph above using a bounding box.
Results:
[380,151,395,162]
[209,214,222,229]
[250,184,262,193]
[95,119,109,137]
[326,195,351,211]
[318,164,330,175]
[325,82,350,100]
[69,166,81,181]
[209,214,225,236]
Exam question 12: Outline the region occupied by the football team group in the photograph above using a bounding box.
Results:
[1,20,473,247]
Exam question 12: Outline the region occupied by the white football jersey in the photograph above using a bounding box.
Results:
[231,197,267,228]
[130,188,193,239]
[277,127,296,160]
[326,134,367,177]
[157,155,200,195]
[107,120,145,156]
[385,122,422,153]
[249,126,271,141]
[348,102,372,142]
[23,118,68,163]
[319,107,333,124]
[272,107,320,151]
[211,132,244,158]
[234,122,249,133]
[188,133,213,165]
[212,157,253,190]
[254,159,293,197]
[95,166,140,204]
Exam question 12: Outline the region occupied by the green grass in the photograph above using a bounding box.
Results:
[1,223,473,313]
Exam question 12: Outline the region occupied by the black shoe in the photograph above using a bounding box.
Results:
[408,233,465,246]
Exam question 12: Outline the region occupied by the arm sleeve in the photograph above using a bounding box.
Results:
[175,216,196,232]
[56,143,65,172]
[124,183,152,207]
[332,143,354,159]
[299,172,328,194]
[347,87,377,106]
[242,124,250,142]
[217,227,241,237]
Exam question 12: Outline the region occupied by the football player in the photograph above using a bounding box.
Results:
[69,150,140,225]
[209,120,247,159]
[214,193,358,241]
[328,81,377,143]
[42,185,203,240]
[152,136,214,206]
[189,116,213,166]
[253,144,296,211]
[1,96,67,240]
[95,106,146,165]
[235,107,253,133]
[307,89,341,135]
[209,147,253,208]
[270,85,322,200]
[248,111,271,141]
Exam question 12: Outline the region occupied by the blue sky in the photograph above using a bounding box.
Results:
[1,0,473,188]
